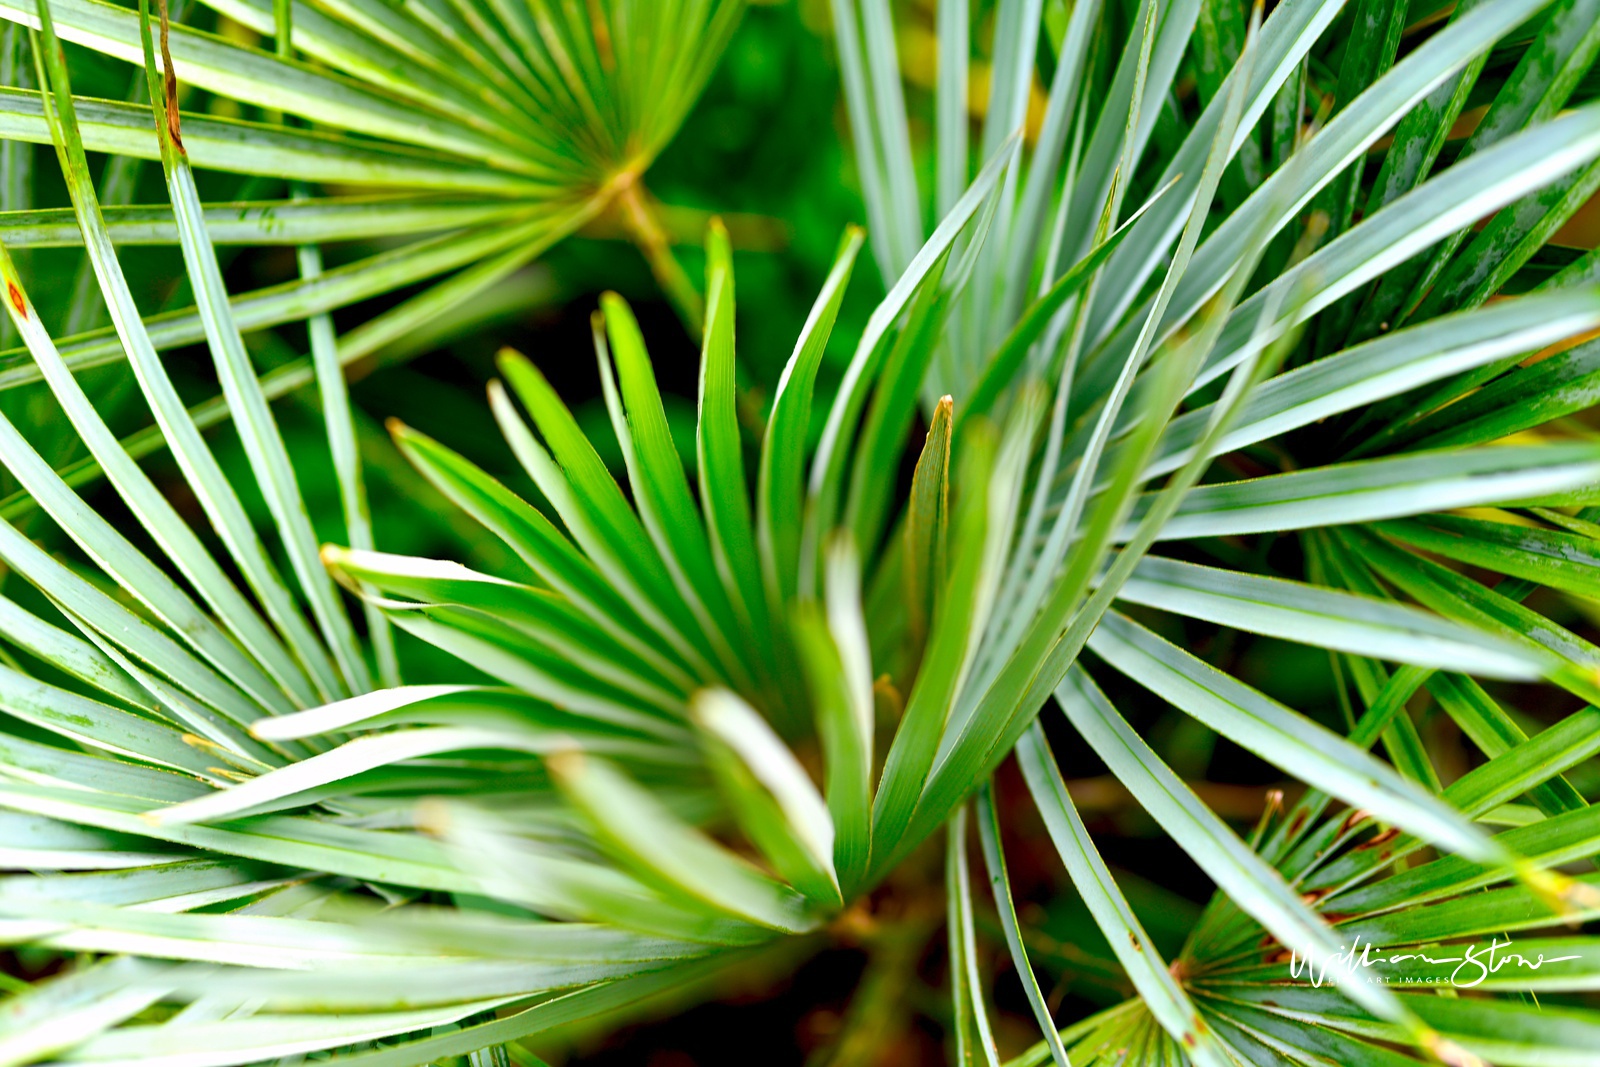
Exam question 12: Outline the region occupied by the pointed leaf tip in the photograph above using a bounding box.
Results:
[545,747,586,781]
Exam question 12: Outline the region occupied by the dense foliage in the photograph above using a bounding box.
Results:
[2,0,1600,1064]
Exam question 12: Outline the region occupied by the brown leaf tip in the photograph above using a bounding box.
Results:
[1339,807,1371,835]
[1354,826,1400,852]
[158,0,184,153]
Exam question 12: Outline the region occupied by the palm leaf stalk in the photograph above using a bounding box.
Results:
[0,0,1599,1065]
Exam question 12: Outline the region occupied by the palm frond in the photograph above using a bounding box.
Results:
[1,0,1600,1063]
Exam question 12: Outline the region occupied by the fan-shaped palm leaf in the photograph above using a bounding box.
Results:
[3,0,1600,1064]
